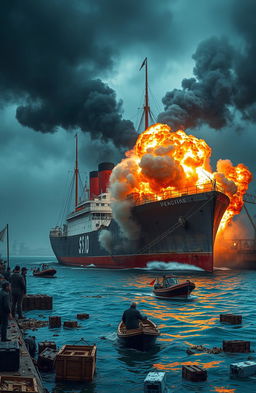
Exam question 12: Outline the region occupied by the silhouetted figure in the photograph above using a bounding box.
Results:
[3,267,11,282]
[21,267,27,294]
[0,281,12,341]
[122,302,144,330]
[10,265,26,319]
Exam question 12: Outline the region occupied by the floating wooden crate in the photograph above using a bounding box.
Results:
[55,344,96,381]
[182,365,207,382]
[49,316,61,328]
[38,341,57,353]
[23,294,52,311]
[220,314,242,324]
[63,321,78,328]
[230,361,256,378]
[38,347,58,371]
[0,376,38,392]
[77,313,89,320]
[223,340,250,353]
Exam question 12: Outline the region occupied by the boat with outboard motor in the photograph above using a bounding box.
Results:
[33,264,56,278]
[152,275,195,299]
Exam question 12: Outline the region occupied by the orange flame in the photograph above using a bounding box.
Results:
[110,123,252,231]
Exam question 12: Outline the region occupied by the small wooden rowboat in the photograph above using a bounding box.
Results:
[117,319,160,351]
[33,268,56,277]
[153,276,195,299]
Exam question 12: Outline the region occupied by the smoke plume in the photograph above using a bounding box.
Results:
[159,0,256,131]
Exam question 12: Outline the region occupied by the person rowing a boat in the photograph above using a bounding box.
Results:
[122,302,146,330]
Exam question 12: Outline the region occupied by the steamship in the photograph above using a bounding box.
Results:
[49,60,230,272]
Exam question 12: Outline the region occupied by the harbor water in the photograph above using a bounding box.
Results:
[12,256,256,393]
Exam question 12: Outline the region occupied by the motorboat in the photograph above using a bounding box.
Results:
[117,319,160,351]
[33,264,56,277]
[152,276,195,299]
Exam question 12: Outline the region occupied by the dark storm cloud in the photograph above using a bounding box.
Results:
[158,0,256,132]
[0,0,173,148]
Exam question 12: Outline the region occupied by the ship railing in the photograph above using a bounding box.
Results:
[50,226,67,237]
[127,181,224,206]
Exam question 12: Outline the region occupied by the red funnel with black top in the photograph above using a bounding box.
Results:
[89,171,99,199]
[98,162,114,194]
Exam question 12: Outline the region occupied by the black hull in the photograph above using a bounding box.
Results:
[153,282,195,299]
[50,190,229,272]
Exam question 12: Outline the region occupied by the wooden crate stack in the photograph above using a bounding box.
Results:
[55,344,96,381]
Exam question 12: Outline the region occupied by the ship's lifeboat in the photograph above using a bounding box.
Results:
[33,264,56,278]
[152,276,195,299]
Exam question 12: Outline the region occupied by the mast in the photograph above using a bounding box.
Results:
[75,134,79,208]
[144,58,149,130]
[139,57,150,130]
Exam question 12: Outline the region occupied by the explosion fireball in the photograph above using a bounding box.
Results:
[110,123,252,232]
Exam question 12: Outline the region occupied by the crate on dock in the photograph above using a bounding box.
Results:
[63,321,78,328]
[55,344,96,381]
[230,361,256,378]
[38,347,58,371]
[182,365,207,382]
[220,314,242,324]
[223,340,250,353]
[77,313,89,320]
[0,340,20,371]
[0,375,39,393]
[38,341,57,353]
[49,316,61,328]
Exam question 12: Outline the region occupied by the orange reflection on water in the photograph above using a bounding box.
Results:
[153,360,222,371]
[213,388,235,393]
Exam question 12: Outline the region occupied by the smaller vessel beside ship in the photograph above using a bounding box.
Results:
[152,276,195,299]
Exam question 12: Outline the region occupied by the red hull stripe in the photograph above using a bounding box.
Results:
[59,252,213,272]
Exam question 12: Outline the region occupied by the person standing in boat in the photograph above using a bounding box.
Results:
[122,302,145,330]
[10,265,26,319]
[0,281,12,341]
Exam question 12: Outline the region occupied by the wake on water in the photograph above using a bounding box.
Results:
[144,261,204,271]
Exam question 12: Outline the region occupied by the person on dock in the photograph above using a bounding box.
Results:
[21,267,27,294]
[10,265,26,319]
[3,267,11,282]
[122,302,145,330]
[0,281,12,341]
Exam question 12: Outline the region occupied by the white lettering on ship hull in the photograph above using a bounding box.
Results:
[79,235,89,254]
[160,198,187,207]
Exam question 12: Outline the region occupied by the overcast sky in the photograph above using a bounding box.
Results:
[0,0,256,255]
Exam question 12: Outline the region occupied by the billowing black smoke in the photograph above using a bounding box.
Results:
[16,79,136,148]
[158,0,256,131]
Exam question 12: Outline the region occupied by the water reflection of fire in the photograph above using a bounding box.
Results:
[110,123,252,232]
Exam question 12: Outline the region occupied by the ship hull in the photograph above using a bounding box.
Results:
[50,190,229,272]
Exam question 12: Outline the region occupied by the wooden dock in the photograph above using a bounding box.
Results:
[0,319,45,393]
